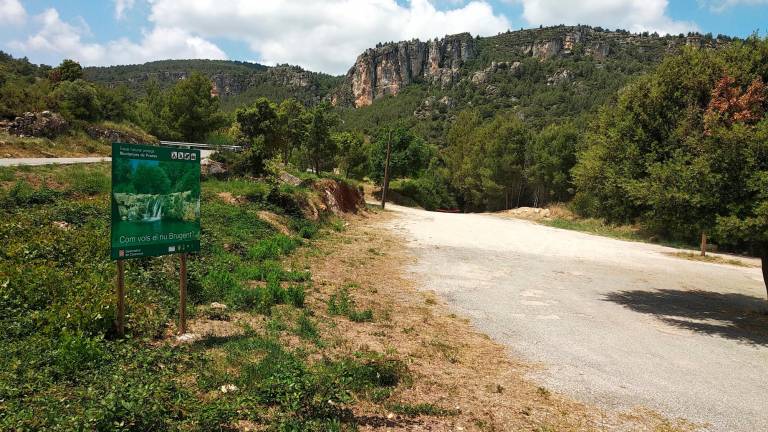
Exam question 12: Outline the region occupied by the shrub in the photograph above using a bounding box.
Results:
[201,269,239,303]
[348,309,374,323]
[286,284,306,308]
[327,287,353,316]
[327,286,373,322]
[67,167,110,195]
[247,235,301,261]
[3,180,62,207]
[295,312,319,341]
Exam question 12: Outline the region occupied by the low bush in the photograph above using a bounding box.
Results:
[327,286,373,322]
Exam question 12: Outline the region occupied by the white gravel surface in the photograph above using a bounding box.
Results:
[0,157,111,166]
[382,204,768,432]
[0,151,213,167]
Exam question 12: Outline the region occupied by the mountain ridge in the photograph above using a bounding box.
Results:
[82,25,735,113]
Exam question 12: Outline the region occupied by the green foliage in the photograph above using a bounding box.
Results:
[51,79,101,121]
[247,234,302,261]
[389,161,457,210]
[334,131,368,179]
[277,98,310,162]
[132,72,224,141]
[444,110,533,211]
[295,311,319,341]
[573,38,768,252]
[49,59,83,83]
[304,101,339,174]
[290,218,320,239]
[327,286,373,322]
[83,59,342,109]
[388,402,459,417]
[165,72,226,141]
[236,97,279,153]
[369,126,432,184]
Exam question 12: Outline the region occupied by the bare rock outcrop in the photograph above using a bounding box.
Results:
[346,33,475,107]
[9,111,69,138]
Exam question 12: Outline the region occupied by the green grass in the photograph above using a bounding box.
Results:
[388,402,460,417]
[0,130,111,157]
[542,217,644,242]
[327,285,374,323]
[541,216,698,250]
[0,163,403,430]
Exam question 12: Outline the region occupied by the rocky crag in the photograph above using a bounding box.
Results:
[336,25,730,108]
[83,26,733,111]
[340,33,475,107]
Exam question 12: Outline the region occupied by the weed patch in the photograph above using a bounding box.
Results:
[327,286,374,323]
[388,402,460,417]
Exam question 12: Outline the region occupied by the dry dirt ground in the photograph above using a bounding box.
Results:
[181,208,695,431]
[286,209,695,431]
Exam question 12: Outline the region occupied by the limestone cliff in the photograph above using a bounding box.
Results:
[345,33,475,108]
[339,26,729,108]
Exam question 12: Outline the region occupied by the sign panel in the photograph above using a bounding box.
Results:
[110,142,200,260]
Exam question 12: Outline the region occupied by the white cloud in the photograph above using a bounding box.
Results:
[147,0,511,74]
[9,8,226,66]
[0,0,27,25]
[511,0,697,35]
[699,0,768,12]
[114,0,136,20]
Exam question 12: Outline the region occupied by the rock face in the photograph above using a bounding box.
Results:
[346,33,476,107]
[299,179,366,220]
[9,111,68,138]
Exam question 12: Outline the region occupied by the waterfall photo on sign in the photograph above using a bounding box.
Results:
[110,143,201,260]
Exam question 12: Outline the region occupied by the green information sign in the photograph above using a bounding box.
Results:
[110,142,201,260]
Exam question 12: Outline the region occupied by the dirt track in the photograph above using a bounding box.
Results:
[382,204,768,432]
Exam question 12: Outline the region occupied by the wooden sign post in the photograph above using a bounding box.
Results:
[179,253,188,334]
[381,129,392,209]
[116,260,125,338]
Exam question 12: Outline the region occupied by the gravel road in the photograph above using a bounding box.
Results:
[0,156,111,166]
[0,151,213,167]
[382,204,768,432]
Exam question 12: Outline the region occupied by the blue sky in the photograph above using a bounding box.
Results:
[1,0,766,75]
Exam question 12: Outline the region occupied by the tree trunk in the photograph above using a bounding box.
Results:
[700,232,707,257]
[761,254,768,301]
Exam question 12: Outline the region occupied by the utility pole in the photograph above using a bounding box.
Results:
[381,128,392,209]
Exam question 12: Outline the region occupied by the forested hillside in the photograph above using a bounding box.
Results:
[84,59,343,110]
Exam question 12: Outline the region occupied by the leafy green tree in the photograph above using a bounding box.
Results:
[572,46,725,224]
[164,72,225,141]
[49,59,83,83]
[573,37,768,297]
[334,131,368,179]
[277,98,309,163]
[51,79,101,121]
[304,101,339,174]
[236,97,279,155]
[97,84,131,121]
[444,110,531,211]
[132,79,172,139]
[369,126,432,184]
[526,122,579,205]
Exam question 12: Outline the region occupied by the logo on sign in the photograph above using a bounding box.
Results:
[171,151,195,160]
